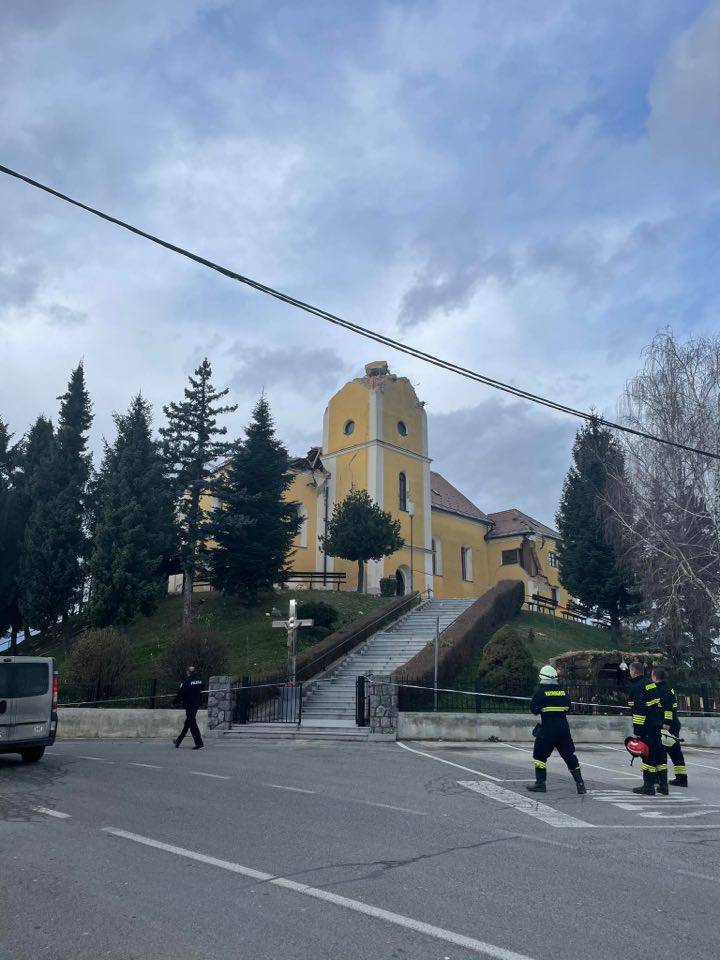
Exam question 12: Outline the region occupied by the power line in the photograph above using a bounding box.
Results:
[1,160,718,461]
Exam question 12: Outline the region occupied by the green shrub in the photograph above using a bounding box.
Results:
[477,625,535,695]
[379,577,397,597]
[296,601,338,631]
[66,628,132,696]
[158,625,230,688]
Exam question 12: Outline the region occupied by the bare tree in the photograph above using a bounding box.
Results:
[610,331,720,668]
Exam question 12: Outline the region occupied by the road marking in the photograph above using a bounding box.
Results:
[680,760,720,772]
[588,789,720,821]
[675,868,720,884]
[458,781,593,828]
[350,798,427,816]
[189,771,231,780]
[33,807,70,819]
[264,783,316,794]
[79,756,114,763]
[501,743,636,779]
[396,742,504,781]
[129,762,162,769]
[102,828,538,960]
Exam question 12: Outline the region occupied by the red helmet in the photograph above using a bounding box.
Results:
[624,736,650,758]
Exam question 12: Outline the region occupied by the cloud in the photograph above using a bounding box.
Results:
[45,303,88,328]
[229,345,348,396]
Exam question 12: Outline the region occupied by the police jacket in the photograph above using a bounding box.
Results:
[530,683,572,731]
[628,676,662,735]
[656,680,681,735]
[176,675,204,710]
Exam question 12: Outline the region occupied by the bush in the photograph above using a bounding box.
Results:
[158,625,230,688]
[476,625,536,695]
[296,601,338,631]
[379,577,397,597]
[397,580,525,685]
[66,628,132,695]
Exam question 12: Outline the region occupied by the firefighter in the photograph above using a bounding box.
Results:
[527,664,586,795]
[652,666,687,787]
[627,661,666,795]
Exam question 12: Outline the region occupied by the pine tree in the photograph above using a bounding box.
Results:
[52,364,93,642]
[208,395,302,605]
[320,488,404,593]
[89,395,177,627]
[556,419,638,645]
[19,417,66,637]
[160,358,236,626]
[0,421,24,650]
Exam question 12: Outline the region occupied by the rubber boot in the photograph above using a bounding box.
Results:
[633,769,656,796]
[571,767,587,795]
[670,775,688,787]
[656,769,669,796]
[526,767,547,793]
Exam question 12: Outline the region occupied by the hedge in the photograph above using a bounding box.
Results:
[395,580,525,686]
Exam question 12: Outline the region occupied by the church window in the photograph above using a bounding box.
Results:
[461,546,473,581]
[397,420,408,437]
[501,549,520,566]
[551,587,558,605]
[297,505,308,548]
[343,419,355,436]
[398,472,407,512]
[548,552,559,568]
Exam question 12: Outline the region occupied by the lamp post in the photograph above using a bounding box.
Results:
[407,499,415,593]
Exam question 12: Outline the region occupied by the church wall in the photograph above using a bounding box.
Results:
[325,380,371,454]
[484,536,570,607]
[285,470,319,572]
[429,510,492,599]
[379,379,427,456]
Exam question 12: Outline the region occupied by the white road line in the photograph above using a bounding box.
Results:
[675,868,720,884]
[500,742,636,779]
[396,741,504,781]
[350,798,427,816]
[189,771,231,780]
[102,828,537,960]
[79,756,114,763]
[129,762,162,769]
[264,783,316,794]
[33,807,70,820]
[681,761,720,772]
[458,781,593,828]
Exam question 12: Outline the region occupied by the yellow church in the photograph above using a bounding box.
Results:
[283,361,569,606]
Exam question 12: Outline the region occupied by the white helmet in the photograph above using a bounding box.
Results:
[661,730,679,749]
[539,664,558,683]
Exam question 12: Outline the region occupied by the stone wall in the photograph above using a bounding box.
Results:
[207,675,238,734]
[367,674,398,735]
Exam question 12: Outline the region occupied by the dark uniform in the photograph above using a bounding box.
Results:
[527,684,586,794]
[656,680,687,786]
[174,674,204,748]
[628,675,666,794]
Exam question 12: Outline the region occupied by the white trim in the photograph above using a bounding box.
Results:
[423,459,433,592]
[324,437,432,463]
[297,504,308,548]
[366,386,384,593]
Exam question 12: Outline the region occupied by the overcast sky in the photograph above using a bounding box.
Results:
[1,1,719,527]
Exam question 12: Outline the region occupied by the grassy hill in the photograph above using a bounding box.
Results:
[31,590,391,683]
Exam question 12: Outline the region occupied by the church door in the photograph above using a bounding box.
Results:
[395,569,406,596]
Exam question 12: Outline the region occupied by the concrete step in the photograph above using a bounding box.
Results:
[223,724,368,741]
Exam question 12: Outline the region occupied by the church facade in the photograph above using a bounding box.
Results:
[285,361,569,605]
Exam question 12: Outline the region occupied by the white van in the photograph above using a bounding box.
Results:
[0,656,58,763]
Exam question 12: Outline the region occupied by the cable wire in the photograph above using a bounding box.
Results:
[2,161,718,460]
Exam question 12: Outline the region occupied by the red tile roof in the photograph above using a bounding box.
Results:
[486,508,560,540]
[430,471,491,524]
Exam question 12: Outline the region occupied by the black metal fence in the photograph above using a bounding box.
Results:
[57,677,189,709]
[232,676,302,725]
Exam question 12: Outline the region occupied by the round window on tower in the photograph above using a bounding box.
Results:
[344,419,355,436]
[397,420,408,437]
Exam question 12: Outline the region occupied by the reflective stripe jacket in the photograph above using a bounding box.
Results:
[628,676,663,735]
[530,684,571,731]
[656,680,681,735]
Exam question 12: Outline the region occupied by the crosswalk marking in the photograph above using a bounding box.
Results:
[458,780,592,828]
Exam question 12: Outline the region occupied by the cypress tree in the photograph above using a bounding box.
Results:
[556,419,638,645]
[89,395,177,627]
[0,421,23,650]
[160,358,236,626]
[208,395,302,605]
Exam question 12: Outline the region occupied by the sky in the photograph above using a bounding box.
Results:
[1,0,719,527]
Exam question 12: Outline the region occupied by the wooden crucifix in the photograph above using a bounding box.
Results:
[272,598,314,684]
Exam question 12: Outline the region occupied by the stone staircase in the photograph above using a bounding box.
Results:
[298,598,475,728]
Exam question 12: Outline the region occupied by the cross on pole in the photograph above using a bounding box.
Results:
[272,598,314,684]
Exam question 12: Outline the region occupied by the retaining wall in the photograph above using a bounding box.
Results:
[56,708,208,739]
[398,712,720,748]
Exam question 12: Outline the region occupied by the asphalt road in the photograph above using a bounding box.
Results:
[2,734,720,960]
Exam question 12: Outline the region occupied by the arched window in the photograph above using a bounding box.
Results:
[297,505,308,548]
[461,545,473,582]
[398,472,407,512]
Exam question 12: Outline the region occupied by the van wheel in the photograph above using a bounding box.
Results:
[20,747,45,763]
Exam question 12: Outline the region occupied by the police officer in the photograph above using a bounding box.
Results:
[628,661,666,795]
[527,664,586,795]
[652,666,687,787]
[173,665,204,750]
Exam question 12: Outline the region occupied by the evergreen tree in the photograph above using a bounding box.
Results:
[207,395,301,605]
[52,363,93,641]
[320,488,403,593]
[556,419,638,645]
[160,358,236,626]
[0,421,24,650]
[89,395,177,627]
[19,417,66,637]
[476,625,535,696]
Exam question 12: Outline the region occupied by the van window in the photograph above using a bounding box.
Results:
[0,664,49,698]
